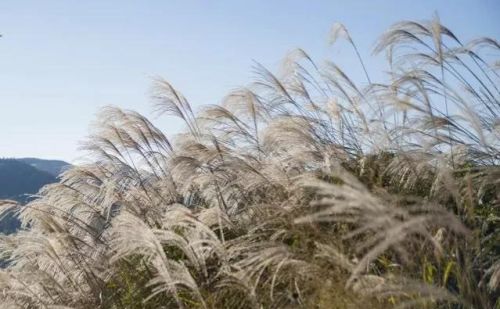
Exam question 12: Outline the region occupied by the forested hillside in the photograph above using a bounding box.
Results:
[18,158,70,177]
[0,159,56,202]
[0,158,68,234]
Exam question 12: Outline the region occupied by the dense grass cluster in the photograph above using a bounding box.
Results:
[0,17,499,308]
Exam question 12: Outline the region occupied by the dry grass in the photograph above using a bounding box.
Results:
[0,16,498,308]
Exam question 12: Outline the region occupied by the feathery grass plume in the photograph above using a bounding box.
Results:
[0,16,498,308]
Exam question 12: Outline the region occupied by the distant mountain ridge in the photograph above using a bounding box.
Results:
[17,157,70,177]
[0,158,70,234]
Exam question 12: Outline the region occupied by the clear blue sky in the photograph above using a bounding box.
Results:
[0,0,498,162]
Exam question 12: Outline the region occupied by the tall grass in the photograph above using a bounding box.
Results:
[0,17,499,308]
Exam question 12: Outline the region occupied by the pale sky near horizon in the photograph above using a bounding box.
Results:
[0,0,499,162]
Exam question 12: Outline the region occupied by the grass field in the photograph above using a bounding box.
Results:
[0,16,499,308]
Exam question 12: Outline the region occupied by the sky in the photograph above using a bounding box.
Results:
[0,0,498,162]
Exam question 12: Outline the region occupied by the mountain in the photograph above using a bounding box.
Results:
[0,159,57,202]
[18,158,70,177]
[0,158,69,234]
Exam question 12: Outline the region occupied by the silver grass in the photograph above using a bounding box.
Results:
[0,16,498,308]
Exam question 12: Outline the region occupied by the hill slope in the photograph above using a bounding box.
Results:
[0,158,69,234]
[18,158,70,177]
[0,159,56,202]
